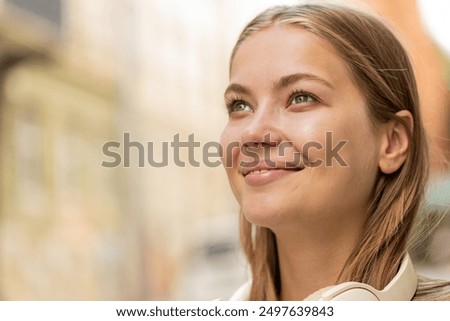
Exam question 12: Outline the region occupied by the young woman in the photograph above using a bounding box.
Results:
[220,3,450,301]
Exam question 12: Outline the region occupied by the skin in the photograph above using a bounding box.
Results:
[221,25,411,300]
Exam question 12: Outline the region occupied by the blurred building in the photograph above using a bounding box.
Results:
[0,0,144,300]
[108,0,243,299]
[0,0,242,300]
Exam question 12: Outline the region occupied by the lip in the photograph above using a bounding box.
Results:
[240,161,304,186]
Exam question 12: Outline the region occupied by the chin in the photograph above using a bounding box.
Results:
[240,197,289,228]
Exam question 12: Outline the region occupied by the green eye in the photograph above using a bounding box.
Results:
[233,102,253,113]
[290,93,316,105]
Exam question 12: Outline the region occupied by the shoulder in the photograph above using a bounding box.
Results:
[413,276,450,301]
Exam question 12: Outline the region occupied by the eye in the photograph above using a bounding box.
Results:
[289,92,317,105]
[231,101,253,113]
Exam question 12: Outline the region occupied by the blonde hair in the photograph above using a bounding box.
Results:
[231,4,450,300]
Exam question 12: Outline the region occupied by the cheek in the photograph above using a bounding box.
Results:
[220,125,240,169]
[299,112,379,182]
[284,116,334,165]
[339,118,379,170]
[220,125,242,198]
[328,119,380,200]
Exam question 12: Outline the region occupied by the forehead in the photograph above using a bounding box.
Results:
[230,25,353,86]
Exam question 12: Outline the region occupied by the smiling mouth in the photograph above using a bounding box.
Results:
[243,167,302,177]
[240,160,305,177]
[241,164,303,186]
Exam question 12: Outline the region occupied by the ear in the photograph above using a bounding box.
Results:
[378,110,413,174]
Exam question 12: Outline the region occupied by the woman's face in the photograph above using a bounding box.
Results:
[221,25,382,231]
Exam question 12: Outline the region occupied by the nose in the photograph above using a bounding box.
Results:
[240,102,282,148]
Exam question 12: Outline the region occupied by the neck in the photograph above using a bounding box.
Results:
[273,213,365,301]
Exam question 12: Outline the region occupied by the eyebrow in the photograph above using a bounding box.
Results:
[224,72,333,98]
[224,83,251,97]
[274,72,333,90]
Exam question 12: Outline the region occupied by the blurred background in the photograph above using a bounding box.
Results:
[0,0,448,300]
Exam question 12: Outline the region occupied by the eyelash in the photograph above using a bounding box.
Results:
[225,89,320,115]
[287,89,320,106]
[225,94,247,115]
